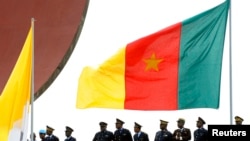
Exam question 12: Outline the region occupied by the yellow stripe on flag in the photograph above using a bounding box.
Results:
[76,47,126,109]
[0,27,32,141]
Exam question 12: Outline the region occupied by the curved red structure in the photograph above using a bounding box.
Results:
[0,0,89,100]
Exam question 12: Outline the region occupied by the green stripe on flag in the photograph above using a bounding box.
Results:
[178,1,229,109]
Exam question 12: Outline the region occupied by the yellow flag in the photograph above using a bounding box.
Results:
[0,27,32,141]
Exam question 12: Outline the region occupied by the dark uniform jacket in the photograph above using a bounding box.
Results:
[45,135,59,141]
[64,136,76,141]
[154,130,173,141]
[172,128,191,141]
[193,128,208,141]
[93,130,114,141]
[133,131,149,141]
[114,128,133,141]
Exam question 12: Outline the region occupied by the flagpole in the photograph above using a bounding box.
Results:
[228,0,233,124]
[30,18,35,141]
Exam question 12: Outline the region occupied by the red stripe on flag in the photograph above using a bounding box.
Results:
[124,23,181,110]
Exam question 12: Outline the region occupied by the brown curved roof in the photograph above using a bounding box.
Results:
[0,0,89,100]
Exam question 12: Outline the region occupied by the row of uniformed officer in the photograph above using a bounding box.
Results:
[92,118,192,141]
[92,118,133,141]
[92,118,197,141]
[93,118,150,141]
[37,125,76,141]
[45,115,244,141]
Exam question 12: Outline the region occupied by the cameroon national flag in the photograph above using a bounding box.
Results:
[76,0,229,110]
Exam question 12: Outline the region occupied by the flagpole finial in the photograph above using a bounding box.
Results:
[31,18,36,23]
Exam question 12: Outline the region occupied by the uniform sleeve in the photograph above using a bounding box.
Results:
[182,129,191,141]
[204,129,209,141]
[114,131,118,141]
[109,131,115,141]
[145,133,149,141]
[92,133,98,141]
[154,131,159,141]
[172,130,177,141]
[127,130,133,141]
[167,132,173,141]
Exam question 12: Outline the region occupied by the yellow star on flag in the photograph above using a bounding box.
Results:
[143,53,163,71]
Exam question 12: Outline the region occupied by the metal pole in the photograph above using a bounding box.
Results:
[30,18,35,141]
[228,0,233,124]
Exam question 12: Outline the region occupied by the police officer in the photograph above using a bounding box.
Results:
[39,129,46,141]
[114,118,133,141]
[154,120,173,141]
[64,126,76,141]
[172,118,191,141]
[193,117,208,141]
[45,125,59,141]
[93,122,114,141]
[133,122,149,141]
[234,116,244,125]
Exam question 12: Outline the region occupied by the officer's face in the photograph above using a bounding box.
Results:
[235,121,242,125]
[65,131,72,137]
[115,122,122,129]
[39,133,45,139]
[100,125,107,131]
[196,121,203,128]
[134,126,140,133]
[160,124,167,130]
[177,121,184,128]
[46,130,52,135]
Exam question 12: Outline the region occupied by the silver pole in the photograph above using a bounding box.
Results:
[30,18,35,141]
[228,0,233,124]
